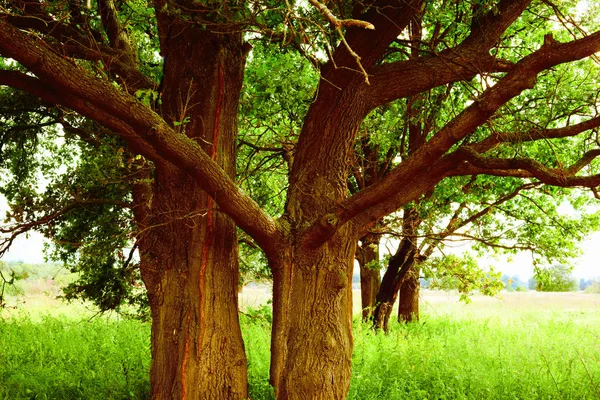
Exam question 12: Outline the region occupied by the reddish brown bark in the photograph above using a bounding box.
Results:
[135,25,249,399]
[270,226,356,399]
[3,3,600,400]
[372,207,421,332]
[139,171,247,399]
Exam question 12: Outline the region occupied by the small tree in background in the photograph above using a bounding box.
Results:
[534,264,579,292]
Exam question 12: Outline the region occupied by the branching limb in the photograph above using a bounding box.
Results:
[0,199,132,258]
[0,20,283,255]
[450,147,600,188]
[338,31,600,231]
[470,116,600,154]
[308,0,374,30]
[365,0,531,107]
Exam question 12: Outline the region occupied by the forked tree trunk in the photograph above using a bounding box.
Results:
[136,24,248,399]
[398,267,420,322]
[270,225,356,399]
[372,239,417,332]
[357,233,381,321]
[373,207,420,332]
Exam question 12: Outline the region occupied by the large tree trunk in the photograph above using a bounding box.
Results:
[398,267,420,322]
[136,24,248,399]
[269,80,365,398]
[270,226,356,399]
[139,170,247,399]
[356,233,381,321]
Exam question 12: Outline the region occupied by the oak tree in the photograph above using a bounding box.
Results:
[1,1,600,399]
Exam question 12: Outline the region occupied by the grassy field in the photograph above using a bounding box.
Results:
[1,284,600,399]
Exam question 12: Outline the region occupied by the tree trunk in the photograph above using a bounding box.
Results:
[398,267,420,322]
[357,233,381,321]
[372,207,420,332]
[270,226,356,399]
[371,238,417,332]
[139,172,247,399]
[136,24,248,399]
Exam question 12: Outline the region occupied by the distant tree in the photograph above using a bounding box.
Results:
[580,278,591,291]
[528,277,538,290]
[535,264,579,292]
[585,279,600,293]
[502,274,525,291]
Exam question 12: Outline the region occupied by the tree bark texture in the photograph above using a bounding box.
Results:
[270,227,356,400]
[371,239,416,332]
[5,2,600,400]
[269,75,366,397]
[398,267,420,322]
[137,25,248,399]
[356,233,381,321]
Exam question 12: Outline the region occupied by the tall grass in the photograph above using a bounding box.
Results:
[1,300,600,399]
[0,312,150,399]
[349,309,600,399]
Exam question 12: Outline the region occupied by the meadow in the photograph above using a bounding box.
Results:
[1,282,600,399]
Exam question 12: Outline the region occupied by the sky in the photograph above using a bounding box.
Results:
[467,231,600,280]
[2,227,599,280]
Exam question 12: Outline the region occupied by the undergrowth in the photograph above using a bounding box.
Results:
[1,306,599,399]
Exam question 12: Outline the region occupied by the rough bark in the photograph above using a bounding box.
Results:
[398,267,420,323]
[372,238,417,332]
[356,233,381,321]
[270,226,356,400]
[136,25,248,399]
[139,170,247,399]
[3,3,600,400]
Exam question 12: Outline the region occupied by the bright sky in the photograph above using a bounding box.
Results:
[2,227,599,279]
[476,231,600,280]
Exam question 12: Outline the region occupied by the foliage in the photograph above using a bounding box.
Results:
[422,254,505,302]
[0,261,73,308]
[0,87,146,315]
[1,0,600,394]
[0,261,25,306]
[534,264,579,292]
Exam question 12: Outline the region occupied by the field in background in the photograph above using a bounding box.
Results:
[1,281,600,399]
[241,284,600,314]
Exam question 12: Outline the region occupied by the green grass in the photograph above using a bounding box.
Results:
[1,299,600,399]
[349,309,600,399]
[0,312,150,400]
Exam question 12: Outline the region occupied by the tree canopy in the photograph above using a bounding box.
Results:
[1,0,600,398]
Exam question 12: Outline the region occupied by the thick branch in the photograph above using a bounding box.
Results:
[0,70,163,161]
[0,21,282,254]
[337,31,600,232]
[450,147,600,188]
[365,0,531,107]
[470,116,600,154]
[1,12,152,92]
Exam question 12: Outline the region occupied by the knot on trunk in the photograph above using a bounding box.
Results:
[329,269,347,291]
[321,213,338,227]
